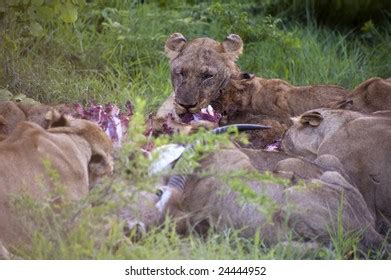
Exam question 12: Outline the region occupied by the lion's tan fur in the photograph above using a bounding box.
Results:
[282,108,391,234]
[156,34,349,147]
[220,76,348,125]
[122,146,384,249]
[0,116,113,247]
[331,77,391,113]
[0,101,75,139]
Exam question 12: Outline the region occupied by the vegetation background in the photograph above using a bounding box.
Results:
[0,0,390,259]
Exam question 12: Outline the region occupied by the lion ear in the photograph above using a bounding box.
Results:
[45,109,70,128]
[222,34,243,60]
[334,99,353,110]
[88,145,113,187]
[299,111,323,127]
[165,33,187,60]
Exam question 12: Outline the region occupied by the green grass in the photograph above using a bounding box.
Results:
[1,1,390,260]
[1,1,390,111]
[11,180,386,260]
[9,182,368,260]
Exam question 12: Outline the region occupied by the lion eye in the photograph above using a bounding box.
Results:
[201,73,214,81]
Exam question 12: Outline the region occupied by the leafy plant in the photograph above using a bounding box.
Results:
[1,0,83,38]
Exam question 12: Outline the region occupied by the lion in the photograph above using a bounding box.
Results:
[154,33,244,133]
[0,101,75,140]
[0,112,113,247]
[331,77,391,113]
[121,145,385,251]
[282,108,391,235]
[155,33,349,147]
[219,73,349,125]
[164,33,243,114]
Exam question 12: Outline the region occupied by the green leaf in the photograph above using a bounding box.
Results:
[3,34,17,51]
[0,89,14,101]
[31,0,43,6]
[6,0,21,7]
[30,21,44,37]
[60,2,78,23]
[47,0,61,13]
[36,5,54,21]
[27,5,39,19]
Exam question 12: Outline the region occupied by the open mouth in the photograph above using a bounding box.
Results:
[179,104,222,125]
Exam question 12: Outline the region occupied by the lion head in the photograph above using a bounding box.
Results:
[165,33,243,115]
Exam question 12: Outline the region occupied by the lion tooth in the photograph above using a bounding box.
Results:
[201,108,208,114]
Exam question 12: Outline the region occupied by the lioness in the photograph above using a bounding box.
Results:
[121,146,384,251]
[156,33,349,147]
[332,77,391,113]
[0,112,113,247]
[0,101,74,139]
[282,108,391,235]
[219,73,348,125]
[154,33,244,133]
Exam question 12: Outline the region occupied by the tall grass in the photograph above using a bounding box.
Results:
[1,1,390,111]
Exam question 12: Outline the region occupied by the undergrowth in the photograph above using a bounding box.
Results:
[8,100,386,260]
[1,1,390,111]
